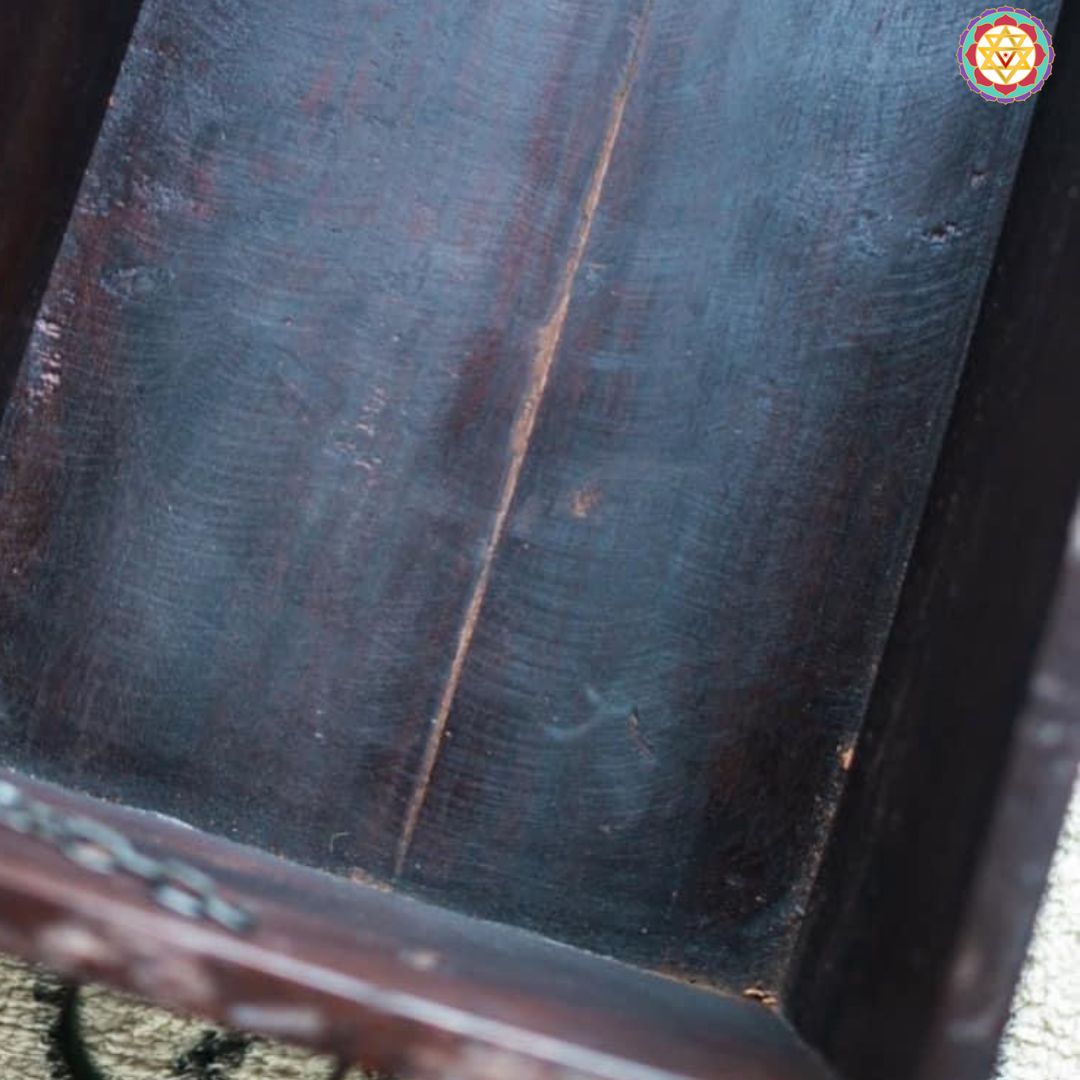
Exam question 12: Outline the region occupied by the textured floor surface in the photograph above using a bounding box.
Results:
[0,952,375,1080]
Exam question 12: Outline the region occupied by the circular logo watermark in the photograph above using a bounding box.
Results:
[957,8,1054,103]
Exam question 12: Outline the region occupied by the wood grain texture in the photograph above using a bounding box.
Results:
[392,0,1056,982]
[0,771,834,1080]
[0,0,646,874]
[788,3,1080,1075]
[0,0,1056,988]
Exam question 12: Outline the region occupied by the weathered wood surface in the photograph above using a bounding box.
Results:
[789,3,1080,1077]
[0,771,834,1080]
[0,0,1057,988]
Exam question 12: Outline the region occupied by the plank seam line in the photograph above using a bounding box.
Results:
[393,0,656,877]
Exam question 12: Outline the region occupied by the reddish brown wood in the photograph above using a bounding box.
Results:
[0,770,832,1080]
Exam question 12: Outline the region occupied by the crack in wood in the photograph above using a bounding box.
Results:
[392,0,656,878]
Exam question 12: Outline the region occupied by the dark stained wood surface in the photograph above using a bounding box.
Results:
[0,0,142,403]
[0,769,834,1080]
[920,523,1080,1080]
[788,3,1080,1076]
[0,0,1061,992]
[1,0,646,885]
[393,0,1058,983]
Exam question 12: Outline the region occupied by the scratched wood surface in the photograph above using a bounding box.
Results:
[0,0,1055,988]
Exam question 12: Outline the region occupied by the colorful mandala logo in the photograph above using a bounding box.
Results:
[957,8,1054,103]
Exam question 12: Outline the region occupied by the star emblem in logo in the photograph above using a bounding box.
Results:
[977,24,1034,84]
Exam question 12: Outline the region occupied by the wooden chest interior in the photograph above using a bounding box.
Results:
[1,3,1078,1079]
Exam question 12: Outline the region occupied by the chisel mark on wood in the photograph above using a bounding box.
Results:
[393,1,656,877]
